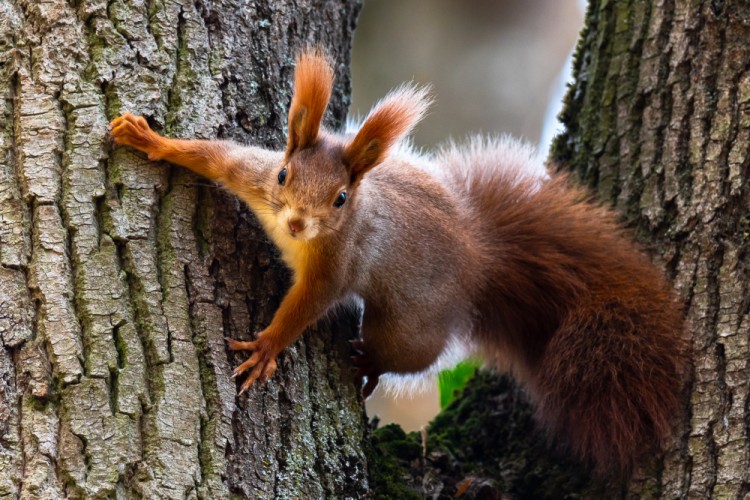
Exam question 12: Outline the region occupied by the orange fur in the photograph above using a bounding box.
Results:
[286,49,334,156]
[344,85,430,183]
[110,113,236,180]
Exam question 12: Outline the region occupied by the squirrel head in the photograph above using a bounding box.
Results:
[273,49,430,241]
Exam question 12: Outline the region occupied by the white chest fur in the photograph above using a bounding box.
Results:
[247,198,309,276]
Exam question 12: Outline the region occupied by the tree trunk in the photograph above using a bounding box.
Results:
[552,0,750,497]
[0,1,366,498]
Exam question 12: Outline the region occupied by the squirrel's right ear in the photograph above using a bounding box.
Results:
[343,84,430,185]
[286,49,334,158]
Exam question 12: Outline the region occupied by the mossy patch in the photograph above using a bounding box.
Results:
[368,372,613,499]
[368,424,423,500]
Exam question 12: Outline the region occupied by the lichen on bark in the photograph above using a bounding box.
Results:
[0,0,366,498]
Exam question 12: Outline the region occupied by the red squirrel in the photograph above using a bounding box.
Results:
[110,49,688,473]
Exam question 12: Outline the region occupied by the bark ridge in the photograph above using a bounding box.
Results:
[0,0,366,498]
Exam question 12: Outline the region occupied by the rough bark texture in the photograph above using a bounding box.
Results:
[0,1,366,498]
[553,0,750,497]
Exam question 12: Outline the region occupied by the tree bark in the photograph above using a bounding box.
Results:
[552,0,750,497]
[0,1,366,498]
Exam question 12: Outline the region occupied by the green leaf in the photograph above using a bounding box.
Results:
[437,361,479,409]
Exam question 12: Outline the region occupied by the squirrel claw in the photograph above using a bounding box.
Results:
[238,357,277,394]
[231,363,249,379]
[109,112,161,157]
[229,336,279,394]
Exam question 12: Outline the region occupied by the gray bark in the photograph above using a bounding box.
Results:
[553,0,750,497]
[0,0,366,498]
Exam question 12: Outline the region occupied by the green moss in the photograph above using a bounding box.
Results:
[368,372,611,499]
[26,389,58,412]
[551,0,623,192]
[367,424,422,500]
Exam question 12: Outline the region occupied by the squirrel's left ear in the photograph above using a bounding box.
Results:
[344,84,430,185]
[286,49,334,157]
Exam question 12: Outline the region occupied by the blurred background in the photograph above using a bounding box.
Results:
[349,0,585,431]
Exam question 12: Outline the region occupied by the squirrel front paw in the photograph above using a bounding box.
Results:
[110,113,165,160]
[350,339,381,398]
[226,335,279,394]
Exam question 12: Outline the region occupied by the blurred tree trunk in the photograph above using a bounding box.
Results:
[553,0,750,497]
[0,0,366,498]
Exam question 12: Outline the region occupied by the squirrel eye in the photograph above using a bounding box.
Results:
[278,167,287,186]
[334,192,347,208]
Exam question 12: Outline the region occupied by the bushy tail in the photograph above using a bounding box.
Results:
[535,294,688,473]
[437,136,689,473]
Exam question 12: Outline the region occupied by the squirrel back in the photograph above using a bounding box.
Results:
[437,137,688,472]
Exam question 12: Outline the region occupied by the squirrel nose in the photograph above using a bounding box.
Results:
[287,217,306,234]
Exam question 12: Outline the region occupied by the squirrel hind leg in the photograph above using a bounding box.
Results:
[350,340,382,398]
[359,307,452,374]
[355,308,469,397]
[533,301,687,474]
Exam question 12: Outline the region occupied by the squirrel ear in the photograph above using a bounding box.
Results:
[344,84,430,184]
[286,49,334,157]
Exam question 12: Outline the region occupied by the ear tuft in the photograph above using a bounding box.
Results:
[286,48,335,157]
[344,84,431,183]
